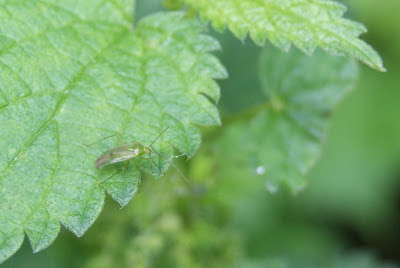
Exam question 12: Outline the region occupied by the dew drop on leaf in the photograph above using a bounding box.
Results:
[256,166,266,175]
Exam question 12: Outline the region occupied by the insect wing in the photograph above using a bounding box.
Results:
[107,142,144,164]
[96,153,112,169]
[107,143,135,153]
[109,150,137,164]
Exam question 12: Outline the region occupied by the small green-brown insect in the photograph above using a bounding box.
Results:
[84,126,189,184]
[94,141,151,169]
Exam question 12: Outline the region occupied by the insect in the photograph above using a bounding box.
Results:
[84,126,189,184]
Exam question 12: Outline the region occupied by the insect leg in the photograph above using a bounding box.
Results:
[98,161,129,184]
[151,158,165,176]
[150,145,191,185]
[143,151,166,176]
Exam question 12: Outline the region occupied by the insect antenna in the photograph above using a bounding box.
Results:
[150,145,191,185]
[149,125,171,148]
[83,134,122,147]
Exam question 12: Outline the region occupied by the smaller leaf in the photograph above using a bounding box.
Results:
[218,46,358,193]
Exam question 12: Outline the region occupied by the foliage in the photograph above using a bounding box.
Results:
[0,0,225,262]
[180,0,385,71]
[225,46,358,192]
[0,0,393,265]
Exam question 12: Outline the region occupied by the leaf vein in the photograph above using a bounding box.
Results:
[0,28,129,181]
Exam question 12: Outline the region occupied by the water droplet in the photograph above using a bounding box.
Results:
[14,157,18,161]
[256,166,265,175]
[266,181,279,194]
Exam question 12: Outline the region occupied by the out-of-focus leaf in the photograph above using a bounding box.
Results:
[162,0,184,10]
[329,251,397,268]
[181,0,385,71]
[214,32,266,116]
[237,252,395,268]
[220,46,358,192]
[80,178,242,268]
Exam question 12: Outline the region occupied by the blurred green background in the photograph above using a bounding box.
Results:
[3,0,400,267]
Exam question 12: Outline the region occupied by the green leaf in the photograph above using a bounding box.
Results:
[238,252,395,268]
[220,46,358,193]
[182,0,385,71]
[330,252,397,268]
[0,1,226,262]
[162,0,185,10]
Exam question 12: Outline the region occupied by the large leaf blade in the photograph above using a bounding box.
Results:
[0,1,225,262]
